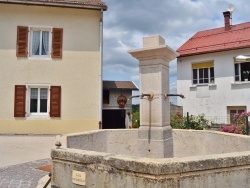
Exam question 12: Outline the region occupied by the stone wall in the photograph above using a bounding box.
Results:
[52,130,250,188]
[172,129,250,157]
[61,129,250,158]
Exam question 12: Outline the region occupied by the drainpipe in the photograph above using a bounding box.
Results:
[99,9,104,129]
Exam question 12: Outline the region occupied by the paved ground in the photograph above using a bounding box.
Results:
[0,159,51,188]
[0,135,56,168]
[0,135,56,188]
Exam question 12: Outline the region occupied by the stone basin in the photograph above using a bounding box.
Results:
[51,129,250,188]
[51,35,250,188]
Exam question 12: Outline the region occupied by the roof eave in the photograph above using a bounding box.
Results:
[177,45,250,58]
[0,0,108,11]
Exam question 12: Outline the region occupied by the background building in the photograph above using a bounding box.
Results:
[177,11,250,124]
[102,81,138,129]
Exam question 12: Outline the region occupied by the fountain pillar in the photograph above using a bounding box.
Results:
[128,35,179,158]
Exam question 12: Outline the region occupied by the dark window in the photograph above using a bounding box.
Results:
[40,88,48,113]
[210,67,214,82]
[192,69,197,84]
[239,62,250,81]
[103,90,109,104]
[192,67,214,84]
[204,68,209,83]
[234,64,239,81]
[30,88,48,114]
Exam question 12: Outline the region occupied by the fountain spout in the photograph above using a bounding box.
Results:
[129,93,184,101]
[128,92,154,101]
[164,93,185,99]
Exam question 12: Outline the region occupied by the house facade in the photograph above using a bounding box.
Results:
[177,11,250,124]
[0,0,107,134]
[102,81,138,129]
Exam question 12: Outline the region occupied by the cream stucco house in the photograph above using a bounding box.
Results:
[177,11,250,124]
[0,0,107,134]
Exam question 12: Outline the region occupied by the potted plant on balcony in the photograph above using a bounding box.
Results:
[243,70,250,81]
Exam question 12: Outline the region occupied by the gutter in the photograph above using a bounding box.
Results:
[0,0,108,10]
[99,9,104,129]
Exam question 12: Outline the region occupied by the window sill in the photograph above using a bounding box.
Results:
[28,57,52,61]
[26,115,50,120]
[231,81,250,85]
[190,83,216,88]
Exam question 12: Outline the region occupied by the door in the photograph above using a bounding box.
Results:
[227,106,246,124]
[102,109,126,129]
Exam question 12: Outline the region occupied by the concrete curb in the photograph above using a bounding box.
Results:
[37,175,51,188]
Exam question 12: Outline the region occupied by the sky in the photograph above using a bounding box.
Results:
[102,0,250,104]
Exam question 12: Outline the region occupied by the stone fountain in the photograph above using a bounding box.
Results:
[51,36,250,188]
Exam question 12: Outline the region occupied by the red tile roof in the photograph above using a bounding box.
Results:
[177,22,250,57]
[103,81,139,90]
[0,0,107,10]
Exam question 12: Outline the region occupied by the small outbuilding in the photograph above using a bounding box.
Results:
[102,81,138,129]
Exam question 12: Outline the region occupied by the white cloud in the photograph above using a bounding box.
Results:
[103,0,250,104]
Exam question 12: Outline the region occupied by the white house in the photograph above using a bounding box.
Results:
[177,11,250,124]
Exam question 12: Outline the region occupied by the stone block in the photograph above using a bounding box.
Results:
[137,138,173,158]
[143,35,165,48]
[138,126,172,140]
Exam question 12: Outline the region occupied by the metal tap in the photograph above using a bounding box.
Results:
[164,94,185,99]
[128,92,154,101]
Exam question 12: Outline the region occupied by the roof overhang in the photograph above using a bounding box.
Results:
[0,0,107,11]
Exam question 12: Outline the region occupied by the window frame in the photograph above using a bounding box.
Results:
[28,26,53,60]
[234,62,250,82]
[227,106,246,124]
[26,84,50,117]
[192,67,214,85]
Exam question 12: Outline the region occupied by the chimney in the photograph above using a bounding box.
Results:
[223,11,231,31]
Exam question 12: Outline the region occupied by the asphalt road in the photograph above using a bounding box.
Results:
[0,135,56,168]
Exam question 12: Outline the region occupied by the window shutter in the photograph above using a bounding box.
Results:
[14,85,26,117]
[52,28,63,58]
[50,86,61,117]
[16,26,28,57]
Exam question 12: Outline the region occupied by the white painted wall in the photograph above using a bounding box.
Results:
[177,48,250,122]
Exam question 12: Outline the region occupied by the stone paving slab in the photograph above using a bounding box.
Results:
[0,159,51,188]
[0,135,55,168]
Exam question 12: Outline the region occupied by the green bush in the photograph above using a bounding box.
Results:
[132,111,140,128]
[132,105,140,128]
[170,113,211,130]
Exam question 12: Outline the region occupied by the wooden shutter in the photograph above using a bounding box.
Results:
[14,85,26,117]
[50,86,61,117]
[52,28,63,58]
[16,26,28,57]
